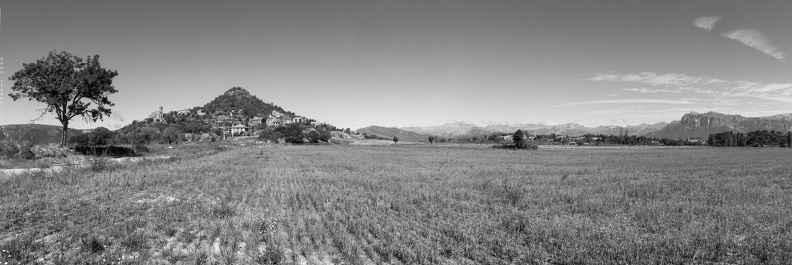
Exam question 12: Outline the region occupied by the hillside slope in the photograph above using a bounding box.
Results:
[202,87,295,118]
[0,124,85,144]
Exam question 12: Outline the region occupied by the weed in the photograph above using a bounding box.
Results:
[195,252,208,265]
[256,246,284,264]
[502,177,525,207]
[121,230,147,252]
[0,234,41,264]
[89,156,111,172]
[83,236,105,253]
[212,201,236,219]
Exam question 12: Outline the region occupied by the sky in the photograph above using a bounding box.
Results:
[1,0,791,130]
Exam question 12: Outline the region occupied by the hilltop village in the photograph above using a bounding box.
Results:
[147,106,327,137]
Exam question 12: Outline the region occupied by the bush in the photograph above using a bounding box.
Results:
[30,144,70,158]
[493,142,538,150]
[68,134,90,147]
[18,141,35,160]
[74,145,138,157]
[134,143,149,153]
[89,157,111,172]
[307,130,321,143]
[259,129,284,142]
[0,141,21,158]
[276,124,305,144]
[512,130,538,150]
[0,141,37,159]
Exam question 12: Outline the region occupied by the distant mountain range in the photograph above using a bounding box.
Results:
[0,124,85,144]
[397,121,668,139]
[358,111,792,141]
[356,126,434,142]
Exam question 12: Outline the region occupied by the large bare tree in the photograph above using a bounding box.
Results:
[9,51,119,146]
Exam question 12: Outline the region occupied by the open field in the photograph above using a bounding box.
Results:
[1,144,791,264]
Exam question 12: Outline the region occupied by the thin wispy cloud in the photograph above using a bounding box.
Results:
[693,16,721,31]
[559,99,696,106]
[721,29,786,61]
[589,72,704,87]
[623,87,681,94]
[588,72,792,103]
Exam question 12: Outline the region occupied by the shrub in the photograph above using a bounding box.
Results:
[502,180,524,207]
[18,141,35,160]
[75,145,138,157]
[0,141,37,159]
[30,144,70,158]
[134,143,149,153]
[259,129,284,142]
[89,156,111,172]
[276,123,305,144]
[0,141,21,158]
[68,134,90,147]
[307,130,321,143]
[511,130,538,150]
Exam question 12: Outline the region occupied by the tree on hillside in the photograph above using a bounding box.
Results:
[316,126,332,142]
[428,136,436,144]
[89,127,114,146]
[307,130,321,143]
[9,51,119,146]
[163,127,182,145]
[393,136,399,144]
[259,129,284,143]
[276,123,305,144]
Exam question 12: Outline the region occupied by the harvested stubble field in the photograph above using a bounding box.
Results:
[1,144,791,264]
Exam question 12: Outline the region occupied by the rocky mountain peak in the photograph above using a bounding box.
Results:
[648,111,792,139]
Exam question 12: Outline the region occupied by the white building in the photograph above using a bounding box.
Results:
[230,124,248,135]
[148,106,164,122]
[249,117,263,126]
[292,116,304,123]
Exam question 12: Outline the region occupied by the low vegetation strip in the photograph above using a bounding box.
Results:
[1,145,791,264]
[0,155,172,178]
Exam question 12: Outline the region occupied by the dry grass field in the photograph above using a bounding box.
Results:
[1,144,791,264]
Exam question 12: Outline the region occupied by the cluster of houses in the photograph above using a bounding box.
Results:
[265,111,303,126]
[146,107,326,137]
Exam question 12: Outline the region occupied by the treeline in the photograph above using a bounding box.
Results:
[258,123,333,144]
[443,133,705,146]
[709,130,792,147]
[569,134,703,146]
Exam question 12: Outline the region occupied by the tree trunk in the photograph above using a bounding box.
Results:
[61,121,69,147]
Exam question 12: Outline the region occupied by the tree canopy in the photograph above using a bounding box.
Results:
[9,51,118,146]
